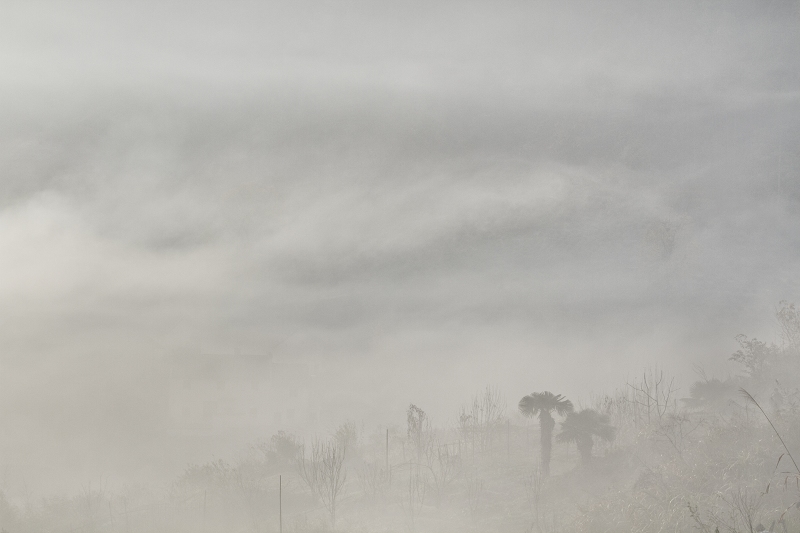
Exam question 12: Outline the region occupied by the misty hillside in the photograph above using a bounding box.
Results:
[3,303,800,532]
[1,1,799,532]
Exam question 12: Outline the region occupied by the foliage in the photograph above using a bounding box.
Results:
[176,459,235,490]
[519,391,573,476]
[556,409,616,465]
[407,404,433,462]
[683,378,737,412]
[776,300,800,352]
[9,303,800,532]
[257,430,302,469]
[518,391,574,419]
[731,335,780,381]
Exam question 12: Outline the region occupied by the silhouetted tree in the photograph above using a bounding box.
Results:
[556,408,616,465]
[407,404,433,462]
[518,391,573,476]
[682,378,737,413]
[297,438,347,528]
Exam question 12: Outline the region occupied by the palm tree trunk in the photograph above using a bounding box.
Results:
[577,437,593,465]
[539,412,555,476]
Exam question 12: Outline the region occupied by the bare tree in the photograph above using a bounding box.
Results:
[296,438,347,528]
[460,386,507,455]
[523,465,545,532]
[466,474,485,523]
[626,368,678,426]
[357,460,388,499]
[424,441,461,507]
[401,464,427,531]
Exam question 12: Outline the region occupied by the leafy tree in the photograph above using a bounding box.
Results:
[730,334,779,381]
[556,408,616,465]
[518,391,573,476]
[728,301,800,394]
[776,300,800,353]
[263,431,302,468]
[335,420,360,458]
[407,404,434,462]
[682,378,737,413]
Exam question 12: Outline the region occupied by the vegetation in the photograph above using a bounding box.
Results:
[299,437,348,528]
[3,302,800,532]
[518,391,574,476]
[555,409,616,465]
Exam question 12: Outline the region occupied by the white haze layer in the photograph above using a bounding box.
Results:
[0,0,798,492]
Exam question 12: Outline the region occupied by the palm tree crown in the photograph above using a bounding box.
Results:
[556,408,616,465]
[518,391,574,418]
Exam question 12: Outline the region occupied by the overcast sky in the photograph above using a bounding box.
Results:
[1,0,799,487]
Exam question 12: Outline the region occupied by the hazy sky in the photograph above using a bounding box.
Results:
[1,1,800,486]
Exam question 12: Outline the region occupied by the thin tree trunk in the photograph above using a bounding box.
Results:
[539,413,555,476]
[577,437,593,465]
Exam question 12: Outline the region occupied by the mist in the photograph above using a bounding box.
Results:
[1,1,800,531]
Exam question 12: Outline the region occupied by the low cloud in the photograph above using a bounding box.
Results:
[0,0,799,490]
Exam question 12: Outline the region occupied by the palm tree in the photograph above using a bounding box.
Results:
[518,391,573,476]
[556,409,616,465]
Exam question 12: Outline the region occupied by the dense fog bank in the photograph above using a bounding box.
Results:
[1,1,799,530]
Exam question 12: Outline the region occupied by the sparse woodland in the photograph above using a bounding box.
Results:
[3,302,800,532]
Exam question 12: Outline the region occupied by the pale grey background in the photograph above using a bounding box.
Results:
[1,0,799,490]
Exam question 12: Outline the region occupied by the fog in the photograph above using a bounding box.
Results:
[1,1,799,531]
